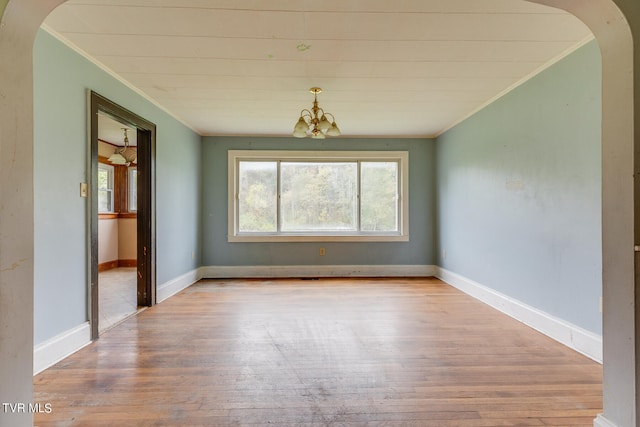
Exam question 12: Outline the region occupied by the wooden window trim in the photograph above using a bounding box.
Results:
[98,213,137,220]
[98,213,118,220]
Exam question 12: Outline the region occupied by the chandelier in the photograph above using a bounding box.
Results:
[292,87,341,139]
[108,128,136,166]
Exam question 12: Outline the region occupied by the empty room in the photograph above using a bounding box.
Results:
[1,1,639,427]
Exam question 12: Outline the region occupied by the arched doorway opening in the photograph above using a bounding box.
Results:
[0,1,635,426]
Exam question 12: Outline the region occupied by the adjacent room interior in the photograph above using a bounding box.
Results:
[96,114,139,333]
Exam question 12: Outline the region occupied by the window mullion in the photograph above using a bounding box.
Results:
[276,160,281,233]
[234,159,239,235]
[357,160,361,232]
[396,160,401,232]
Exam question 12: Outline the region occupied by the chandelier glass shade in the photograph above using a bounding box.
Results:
[293,87,340,139]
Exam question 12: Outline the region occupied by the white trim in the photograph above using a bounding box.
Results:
[593,414,619,427]
[202,264,435,278]
[33,322,91,375]
[229,234,410,243]
[33,270,202,375]
[157,268,203,303]
[436,267,602,363]
[97,162,114,213]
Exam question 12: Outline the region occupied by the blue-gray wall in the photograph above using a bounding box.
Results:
[436,41,602,334]
[33,30,202,345]
[201,137,436,267]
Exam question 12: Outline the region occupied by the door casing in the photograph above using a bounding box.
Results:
[89,91,156,340]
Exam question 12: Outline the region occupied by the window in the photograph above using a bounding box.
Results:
[98,163,114,213]
[128,167,138,212]
[229,150,409,242]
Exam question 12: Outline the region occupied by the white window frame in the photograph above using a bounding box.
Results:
[128,166,138,212]
[228,150,409,242]
[98,163,114,213]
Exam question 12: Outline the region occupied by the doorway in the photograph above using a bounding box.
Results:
[96,115,138,333]
[89,91,156,339]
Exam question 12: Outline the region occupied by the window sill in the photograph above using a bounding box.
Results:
[99,213,137,220]
[99,213,118,219]
[228,234,409,243]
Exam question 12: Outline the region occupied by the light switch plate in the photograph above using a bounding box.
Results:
[80,182,88,198]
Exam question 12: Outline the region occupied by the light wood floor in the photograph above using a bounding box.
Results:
[34,277,602,426]
[98,267,138,333]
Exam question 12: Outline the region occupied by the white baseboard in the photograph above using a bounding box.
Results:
[33,269,202,375]
[593,414,619,427]
[34,266,602,379]
[157,268,203,303]
[201,264,436,278]
[33,322,91,375]
[436,267,602,363]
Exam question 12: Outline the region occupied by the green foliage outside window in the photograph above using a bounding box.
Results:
[237,159,398,234]
[238,162,277,232]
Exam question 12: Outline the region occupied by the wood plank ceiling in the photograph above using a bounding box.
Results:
[43,0,593,138]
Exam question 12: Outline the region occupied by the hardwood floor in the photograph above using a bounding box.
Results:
[33,277,602,426]
[98,267,138,333]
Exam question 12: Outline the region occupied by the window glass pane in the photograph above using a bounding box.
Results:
[238,161,277,232]
[98,164,113,213]
[361,162,398,232]
[98,189,112,213]
[280,162,357,232]
[129,167,137,212]
[97,168,109,190]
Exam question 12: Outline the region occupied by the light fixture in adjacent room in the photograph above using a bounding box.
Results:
[108,128,136,165]
[293,87,340,139]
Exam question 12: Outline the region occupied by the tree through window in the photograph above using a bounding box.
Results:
[229,151,408,242]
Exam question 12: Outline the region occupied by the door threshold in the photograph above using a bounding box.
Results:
[98,306,149,336]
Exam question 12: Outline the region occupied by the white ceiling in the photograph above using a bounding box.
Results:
[43,0,593,138]
[98,113,137,146]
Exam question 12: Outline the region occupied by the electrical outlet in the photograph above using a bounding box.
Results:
[442,249,446,259]
[319,247,326,256]
[191,251,195,260]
